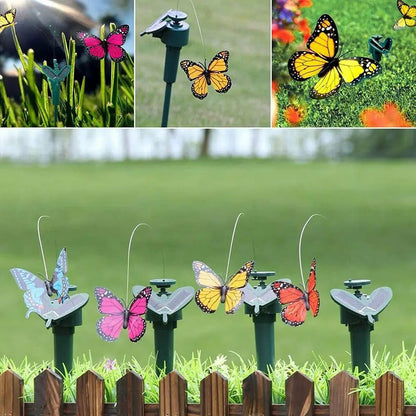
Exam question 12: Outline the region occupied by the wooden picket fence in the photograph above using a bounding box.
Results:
[0,368,414,415]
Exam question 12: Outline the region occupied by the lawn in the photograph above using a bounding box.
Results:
[135,0,270,127]
[0,158,415,368]
[274,0,416,126]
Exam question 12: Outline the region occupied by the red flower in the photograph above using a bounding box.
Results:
[360,102,412,127]
[284,104,306,126]
[272,80,279,94]
[298,0,313,7]
[273,27,295,43]
[296,18,311,42]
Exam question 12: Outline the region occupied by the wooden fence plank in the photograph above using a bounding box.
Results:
[285,371,314,416]
[375,371,404,416]
[116,370,144,416]
[76,370,104,416]
[34,368,63,416]
[0,369,24,416]
[159,371,187,416]
[329,370,359,416]
[242,371,271,416]
[200,371,228,416]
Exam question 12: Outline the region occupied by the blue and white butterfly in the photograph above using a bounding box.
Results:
[11,247,70,310]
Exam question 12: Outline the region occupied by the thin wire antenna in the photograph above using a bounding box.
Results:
[161,248,166,278]
[126,223,151,301]
[188,0,206,59]
[298,214,322,288]
[225,212,244,279]
[37,215,50,280]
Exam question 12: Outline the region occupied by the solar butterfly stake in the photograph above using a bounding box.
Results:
[10,216,89,374]
[94,223,152,343]
[41,59,71,126]
[133,279,194,375]
[331,280,392,373]
[141,10,189,127]
[194,213,254,315]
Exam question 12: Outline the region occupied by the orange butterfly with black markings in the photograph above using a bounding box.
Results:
[271,258,319,326]
[180,51,232,99]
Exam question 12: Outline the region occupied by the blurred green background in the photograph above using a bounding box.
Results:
[136,0,270,127]
[274,0,416,126]
[1,135,415,368]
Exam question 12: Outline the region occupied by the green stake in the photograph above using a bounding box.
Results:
[42,59,71,125]
[244,271,281,374]
[141,10,189,127]
[133,279,194,375]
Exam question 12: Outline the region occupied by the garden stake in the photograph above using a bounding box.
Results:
[140,10,189,127]
[330,279,392,373]
[133,279,194,375]
[41,59,71,126]
[244,270,281,374]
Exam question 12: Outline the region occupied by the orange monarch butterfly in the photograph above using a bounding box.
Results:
[0,8,16,33]
[271,258,319,326]
[288,14,382,99]
[393,0,416,29]
[180,51,232,99]
[193,260,253,314]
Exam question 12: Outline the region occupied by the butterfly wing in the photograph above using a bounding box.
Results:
[180,60,208,99]
[224,261,254,314]
[10,268,51,318]
[288,14,338,82]
[94,287,125,341]
[195,288,222,313]
[394,0,416,29]
[193,260,224,312]
[0,8,16,32]
[338,57,382,85]
[76,32,106,60]
[207,51,232,94]
[50,248,69,303]
[271,281,307,326]
[126,286,151,342]
[105,24,129,62]
[306,258,320,317]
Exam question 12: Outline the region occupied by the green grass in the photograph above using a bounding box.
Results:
[274,0,416,126]
[0,25,134,127]
[136,0,270,127]
[1,159,415,369]
[3,346,416,404]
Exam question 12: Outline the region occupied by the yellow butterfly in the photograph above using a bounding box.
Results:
[0,8,16,34]
[288,14,382,99]
[180,51,232,99]
[393,0,416,29]
[193,260,253,314]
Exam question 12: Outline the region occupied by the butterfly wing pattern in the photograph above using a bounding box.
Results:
[394,0,416,29]
[288,15,381,99]
[77,25,129,62]
[48,248,69,303]
[180,51,232,99]
[95,286,151,342]
[194,260,253,314]
[271,258,320,326]
[11,268,51,318]
[0,8,16,33]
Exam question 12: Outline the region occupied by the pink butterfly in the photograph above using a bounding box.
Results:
[76,24,129,62]
[94,286,152,342]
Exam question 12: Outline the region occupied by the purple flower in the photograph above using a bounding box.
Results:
[104,358,117,371]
